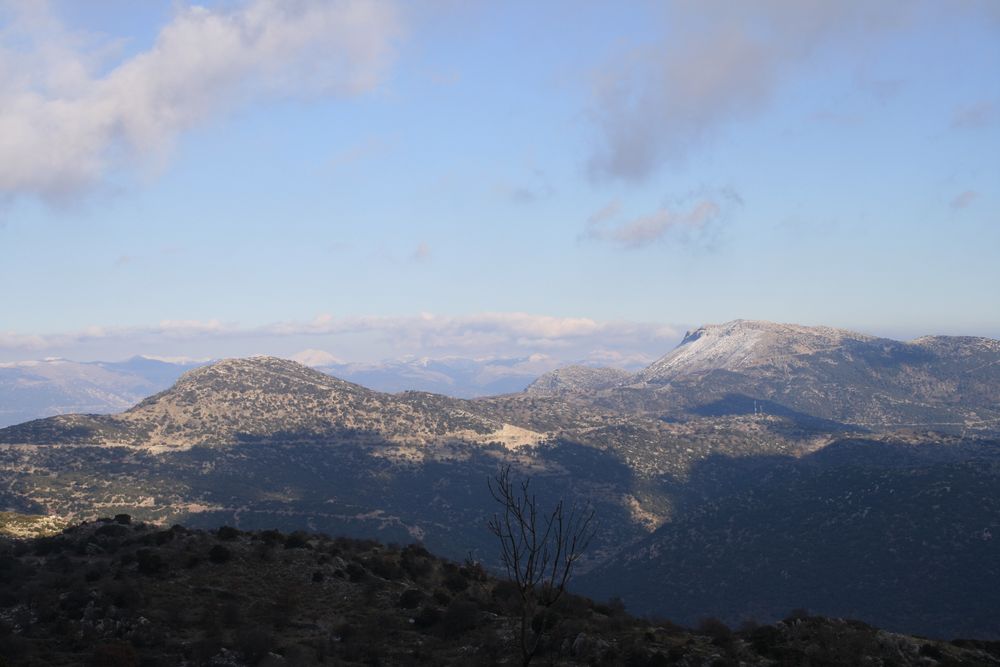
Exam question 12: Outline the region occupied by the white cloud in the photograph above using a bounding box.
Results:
[157,319,228,336]
[138,354,210,364]
[0,332,50,351]
[0,0,401,202]
[0,313,684,366]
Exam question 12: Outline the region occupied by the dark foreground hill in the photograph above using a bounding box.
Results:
[2,520,999,667]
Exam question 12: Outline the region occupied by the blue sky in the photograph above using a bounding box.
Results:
[1,0,998,365]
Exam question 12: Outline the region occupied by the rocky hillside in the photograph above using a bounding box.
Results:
[2,519,997,666]
[525,365,632,396]
[2,333,999,644]
[0,357,542,450]
[619,320,1000,432]
[579,436,1000,640]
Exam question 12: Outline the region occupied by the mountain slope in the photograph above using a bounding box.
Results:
[0,357,543,450]
[2,328,1000,641]
[621,320,1000,432]
[525,365,632,395]
[578,437,1000,640]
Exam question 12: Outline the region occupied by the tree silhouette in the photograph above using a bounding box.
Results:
[488,464,596,666]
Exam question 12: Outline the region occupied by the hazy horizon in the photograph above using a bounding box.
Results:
[3,316,999,368]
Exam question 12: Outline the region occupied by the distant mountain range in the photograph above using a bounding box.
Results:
[2,320,999,639]
[0,357,541,450]
[0,354,597,428]
[313,355,560,398]
[6,319,998,432]
[0,356,204,428]
[617,320,1000,431]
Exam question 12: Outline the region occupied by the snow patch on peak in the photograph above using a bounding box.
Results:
[292,349,342,367]
[635,320,876,382]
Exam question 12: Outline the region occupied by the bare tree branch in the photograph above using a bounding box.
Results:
[487,464,597,666]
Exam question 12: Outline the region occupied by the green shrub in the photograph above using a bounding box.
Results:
[153,530,174,546]
[414,605,442,629]
[366,555,403,580]
[284,532,311,549]
[401,545,433,580]
[398,589,425,609]
[208,545,231,564]
[216,526,241,541]
[136,549,165,575]
[258,529,284,545]
[442,568,469,593]
[345,562,366,582]
[439,597,480,637]
[698,617,734,649]
[96,524,129,539]
[432,589,452,606]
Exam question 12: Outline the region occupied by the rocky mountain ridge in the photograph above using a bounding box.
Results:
[2,321,999,641]
[525,365,633,395]
[0,357,543,451]
[633,320,879,381]
[603,320,1000,433]
[0,353,620,427]
[6,319,999,436]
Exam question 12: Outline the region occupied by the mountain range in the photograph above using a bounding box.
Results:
[619,320,1000,431]
[0,356,203,428]
[1,319,998,639]
[0,354,604,428]
[7,319,999,433]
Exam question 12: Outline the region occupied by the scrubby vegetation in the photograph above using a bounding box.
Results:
[0,512,65,539]
[1,520,998,666]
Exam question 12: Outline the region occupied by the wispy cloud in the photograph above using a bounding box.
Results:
[586,199,622,227]
[586,2,920,183]
[411,241,432,262]
[584,190,740,249]
[328,135,394,171]
[0,0,402,203]
[951,100,997,130]
[950,190,979,209]
[855,71,904,103]
[0,319,231,351]
[500,168,555,204]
